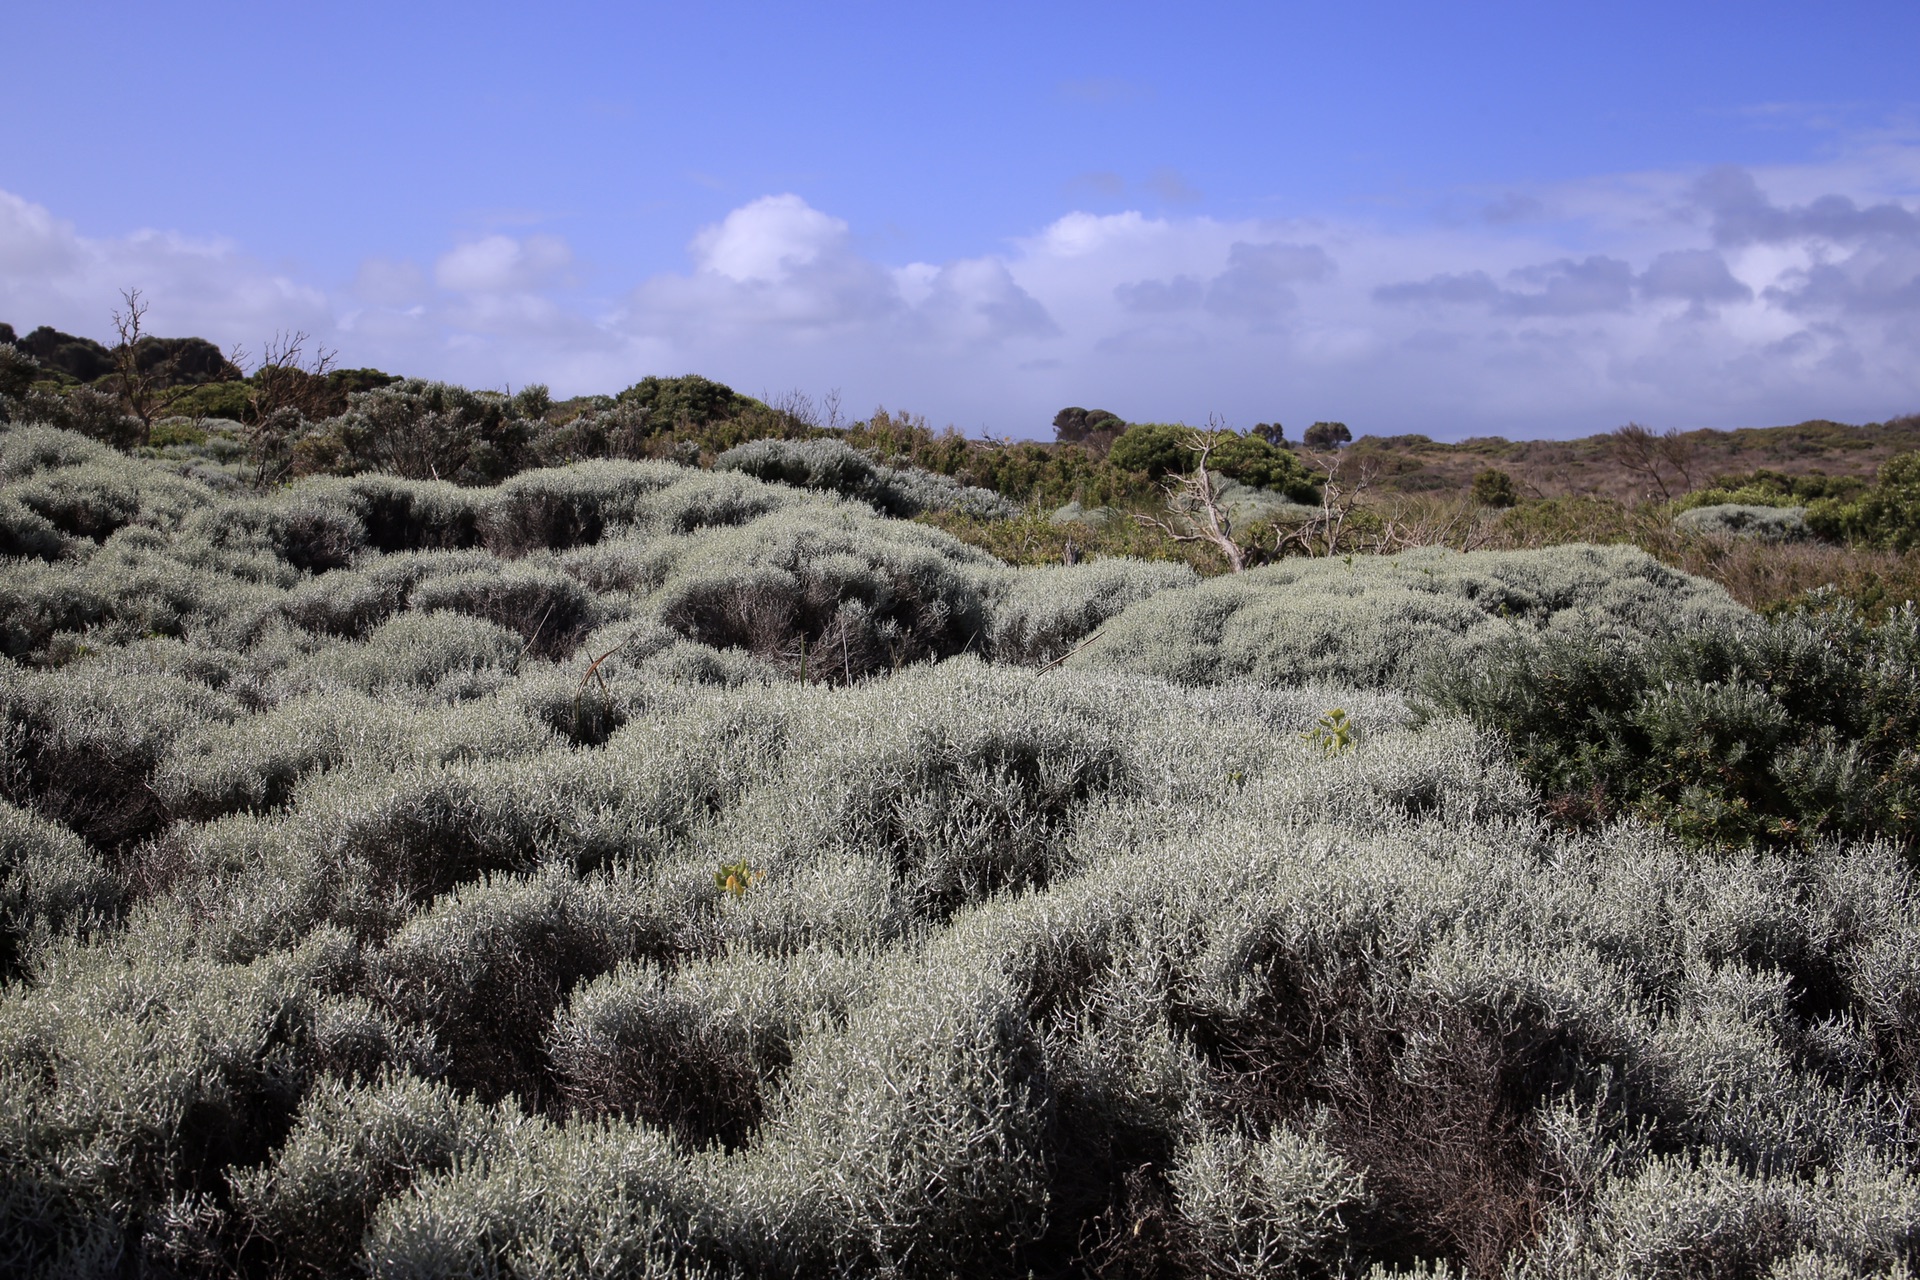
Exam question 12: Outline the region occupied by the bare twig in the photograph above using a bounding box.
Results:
[1037,627,1105,674]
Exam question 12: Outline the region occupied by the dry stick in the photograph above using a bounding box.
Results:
[1036,627,1106,675]
[514,602,558,668]
[571,640,624,739]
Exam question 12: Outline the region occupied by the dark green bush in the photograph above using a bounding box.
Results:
[1807,451,1920,552]
[1206,431,1320,500]
[1108,422,1194,481]
[0,342,41,400]
[614,373,760,429]
[1428,598,1920,852]
[1472,467,1519,508]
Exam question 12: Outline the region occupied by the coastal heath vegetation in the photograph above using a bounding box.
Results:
[2,403,1920,1278]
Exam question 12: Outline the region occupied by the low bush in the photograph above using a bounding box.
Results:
[1428,598,1920,852]
[231,1073,524,1277]
[1807,450,1920,552]
[716,436,1017,518]
[407,561,600,659]
[0,799,119,978]
[5,434,1920,1278]
[368,868,637,1100]
[1079,544,1744,689]
[1674,502,1809,541]
[648,507,999,681]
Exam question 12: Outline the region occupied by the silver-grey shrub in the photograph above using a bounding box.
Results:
[366,867,643,1101]
[549,948,872,1149]
[407,560,603,659]
[716,436,1016,519]
[1675,502,1811,541]
[645,506,1002,681]
[987,556,1197,665]
[1170,1123,1367,1278]
[0,799,118,977]
[1,663,241,852]
[1077,543,1747,688]
[230,1072,527,1277]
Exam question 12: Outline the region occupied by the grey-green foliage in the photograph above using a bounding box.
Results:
[716,436,1017,518]
[7,415,1918,1278]
[643,505,1004,681]
[1171,1124,1366,1277]
[1077,543,1747,689]
[987,556,1197,664]
[1675,502,1811,541]
[0,799,118,978]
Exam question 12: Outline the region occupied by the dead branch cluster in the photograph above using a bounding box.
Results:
[1608,422,1699,501]
[1136,428,1498,572]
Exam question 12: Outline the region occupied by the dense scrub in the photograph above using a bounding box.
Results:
[5,420,1920,1278]
[1429,597,1920,853]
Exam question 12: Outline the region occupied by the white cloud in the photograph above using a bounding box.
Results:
[434,233,572,293]
[689,194,847,283]
[5,145,1920,437]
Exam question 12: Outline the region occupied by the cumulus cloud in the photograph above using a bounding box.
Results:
[1376,255,1636,316]
[1640,249,1754,310]
[5,152,1920,438]
[1693,165,1920,245]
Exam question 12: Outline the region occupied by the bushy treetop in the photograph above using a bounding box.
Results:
[616,374,763,430]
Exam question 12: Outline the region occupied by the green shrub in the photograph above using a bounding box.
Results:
[1472,467,1519,508]
[1108,422,1194,481]
[1807,451,1920,552]
[1427,599,1920,852]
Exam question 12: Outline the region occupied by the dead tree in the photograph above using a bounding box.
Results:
[229,331,339,487]
[108,289,172,440]
[1135,431,1247,572]
[1609,422,1698,502]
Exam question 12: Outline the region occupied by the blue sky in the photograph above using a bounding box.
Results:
[4,1,1919,439]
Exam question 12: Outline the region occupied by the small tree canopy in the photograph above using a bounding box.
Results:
[1303,421,1352,449]
[1052,406,1126,443]
[1252,422,1285,445]
[616,374,758,430]
[1471,468,1519,508]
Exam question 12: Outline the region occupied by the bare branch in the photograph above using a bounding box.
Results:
[1133,426,1248,572]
